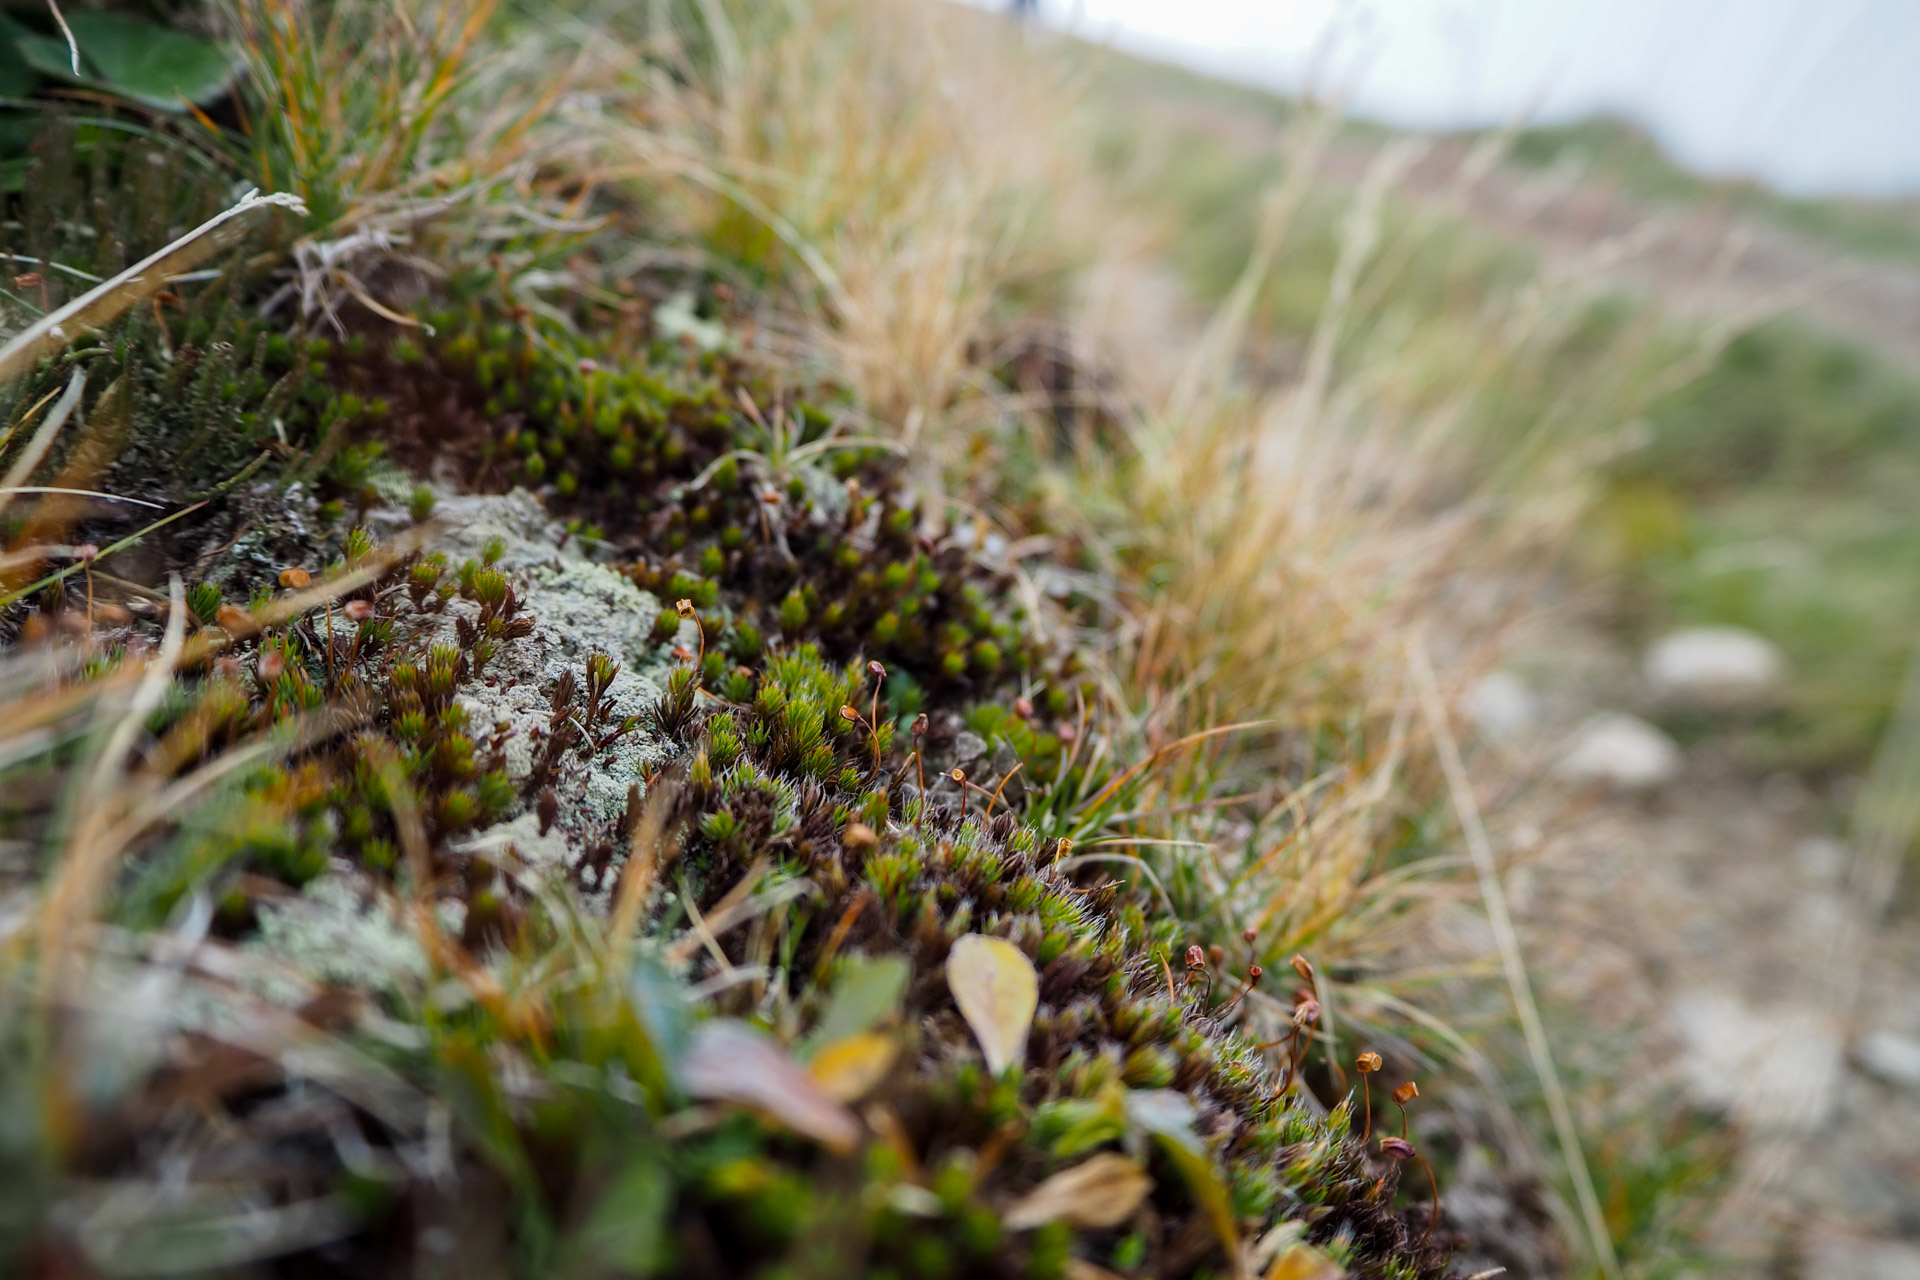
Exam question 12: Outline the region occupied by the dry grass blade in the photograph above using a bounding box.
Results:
[591,0,1087,484]
[1165,101,1335,426]
[0,370,87,515]
[0,501,207,609]
[667,859,815,968]
[1409,636,1620,1280]
[106,704,368,855]
[35,577,188,993]
[1080,720,1277,815]
[611,774,683,963]
[43,0,79,74]
[0,487,164,509]
[0,191,307,384]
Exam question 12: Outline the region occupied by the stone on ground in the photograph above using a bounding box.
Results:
[1555,712,1682,789]
[1644,626,1787,708]
[1801,1238,1920,1280]
[1669,988,1843,1131]
[1468,669,1539,744]
[1855,1030,1920,1092]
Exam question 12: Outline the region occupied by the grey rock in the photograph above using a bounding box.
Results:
[456,810,576,876]
[248,870,435,1001]
[1467,669,1538,744]
[1855,1030,1920,1091]
[1800,1238,1920,1280]
[1670,988,1843,1131]
[228,490,685,996]
[1794,835,1850,885]
[1555,712,1682,789]
[431,490,672,830]
[1644,626,1786,707]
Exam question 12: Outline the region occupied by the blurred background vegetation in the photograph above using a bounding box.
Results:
[1085,47,1920,778]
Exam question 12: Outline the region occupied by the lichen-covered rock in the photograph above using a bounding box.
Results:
[428,489,674,826]
[247,869,434,1000]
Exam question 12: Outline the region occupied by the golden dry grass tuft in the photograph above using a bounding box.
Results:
[579,0,1116,485]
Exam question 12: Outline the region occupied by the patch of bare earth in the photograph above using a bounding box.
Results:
[1487,610,1920,1279]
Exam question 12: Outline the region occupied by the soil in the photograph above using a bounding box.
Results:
[1495,613,1920,1278]
[1367,132,1920,1280]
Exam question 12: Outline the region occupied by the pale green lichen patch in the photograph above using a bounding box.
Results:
[426,490,672,825]
[248,872,433,999]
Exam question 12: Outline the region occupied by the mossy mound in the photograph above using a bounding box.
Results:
[317,300,1060,702]
[637,640,1450,1279]
[0,102,1456,1280]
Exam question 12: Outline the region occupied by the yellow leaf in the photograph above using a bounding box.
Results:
[1005,1153,1153,1229]
[945,934,1038,1076]
[809,1031,898,1102]
[1266,1243,1345,1280]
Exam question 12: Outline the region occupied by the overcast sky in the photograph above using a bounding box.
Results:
[1041,0,1920,196]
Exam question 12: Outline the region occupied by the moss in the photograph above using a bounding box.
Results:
[302,291,1073,710]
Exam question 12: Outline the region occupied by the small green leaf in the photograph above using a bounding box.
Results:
[1031,1082,1129,1158]
[21,13,233,111]
[1126,1089,1240,1253]
[801,952,909,1059]
[575,1153,670,1272]
[14,33,77,82]
[0,17,38,100]
[626,953,689,1095]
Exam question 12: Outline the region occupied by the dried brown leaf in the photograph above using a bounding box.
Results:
[682,1020,861,1153]
[1005,1152,1152,1230]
